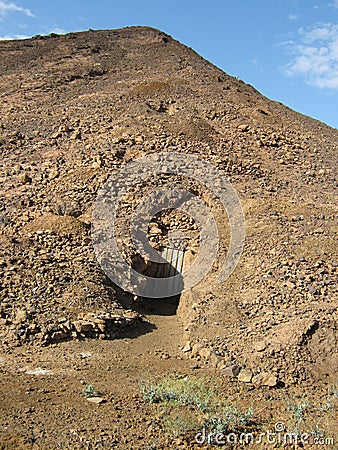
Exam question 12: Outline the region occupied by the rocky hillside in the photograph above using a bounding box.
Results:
[0,26,337,387]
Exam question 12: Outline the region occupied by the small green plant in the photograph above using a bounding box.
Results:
[284,391,338,442]
[286,398,309,436]
[288,399,308,422]
[141,384,159,404]
[320,385,338,412]
[82,382,101,398]
[206,406,254,434]
[141,375,217,412]
[309,423,325,438]
[162,411,199,438]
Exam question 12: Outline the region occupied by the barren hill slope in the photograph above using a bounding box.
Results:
[0,26,337,449]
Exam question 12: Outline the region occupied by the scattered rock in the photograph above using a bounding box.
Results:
[254,341,267,352]
[49,169,59,179]
[252,372,278,387]
[73,321,93,333]
[86,397,106,405]
[51,331,69,341]
[182,340,192,352]
[18,173,31,184]
[14,310,27,324]
[237,369,253,383]
[191,343,204,356]
[198,347,212,360]
[70,130,81,140]
[222,364,240,377]
[24,367,53,376]
[238,124,250,132]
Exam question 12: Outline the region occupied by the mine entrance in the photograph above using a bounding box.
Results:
[156,246,185,291]
[143,246,185,315]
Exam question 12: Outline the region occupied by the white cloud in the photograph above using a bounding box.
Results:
[288,14,298,21]
[0,26,66,40]
[284,23,338,89]
[0,1,34,18]
[0,33,29,40]
[48,26,66,35]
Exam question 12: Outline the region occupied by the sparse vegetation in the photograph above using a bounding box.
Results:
[141,375,217,411]
[141,375,256,438]
[283,389,338,444]
[162,411,199,438]
[82,382,102,398]
[142,376,338,445]
[320,384,338,412]
[288,398,308,423]
[206,406,254,434]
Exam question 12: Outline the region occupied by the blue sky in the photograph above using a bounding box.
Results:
[0,0,337,129]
